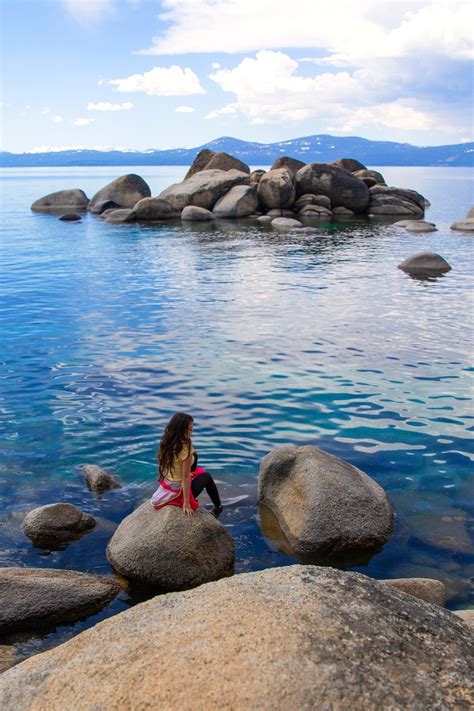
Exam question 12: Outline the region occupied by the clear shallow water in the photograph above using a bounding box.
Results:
[1,166,473,659]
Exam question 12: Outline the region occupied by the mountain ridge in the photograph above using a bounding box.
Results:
[1,134,473,167]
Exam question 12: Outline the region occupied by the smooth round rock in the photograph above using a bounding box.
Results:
[294,193,332,210]
[107,502,235,591]
[0,567,119,634]
[181,205,215,221]
[104,209,136,223]
[204,152,250,174]
[133,197,178,220]
[380,578,446,606]
[398,252,452,275]
[258,445,394,562]
[89,174,151,213]
[1,566,472,710]
[82,465,122,494]
[160,169,249,212]
[271,217,302,230]
[270,156,305,176]
[21,503,96,548]
[451,219,474,231]
[31,189,89,212]
[257,168,295,210]
[257,215,273,223]
[184,148,216,180]
[213,185,258,217]
[332,157,367,172]
[404,221,438,233]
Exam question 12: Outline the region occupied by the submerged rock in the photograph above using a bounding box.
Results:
[133,197,178,220]
[107,502,235,591]
[21,503,95,549]
[31,189,89,212]
[213,185,258,217]
[403,220,438,233]
[1,566,472,710]
[0,568,119,634]
[58,213,82,222]
[258,445,394,562]
[82,464,122,494]
[407,507,473,554]
[159,169,249,212]
[295,163,369,213]
[257,168,295,210]
[88,174,151,213]
[398,252,452,276]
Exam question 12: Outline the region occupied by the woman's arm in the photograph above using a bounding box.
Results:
[181,450,194,516]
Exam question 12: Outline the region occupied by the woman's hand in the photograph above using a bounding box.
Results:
[182,502,194,516]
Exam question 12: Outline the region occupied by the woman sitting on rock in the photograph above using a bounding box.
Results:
[151,412,223,518]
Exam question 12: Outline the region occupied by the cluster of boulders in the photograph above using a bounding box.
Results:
[30,150,430,226]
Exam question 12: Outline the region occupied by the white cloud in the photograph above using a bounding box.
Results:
[208,50,437,132]
[40,106,51,115]
[53,115,64,123]
[87,101,134,111]
[108,65,205,96]
[139,0,473,62]
[73,117,94,126]
[175,105,195,112]
[60,0,115,25]
[211,62,221,69]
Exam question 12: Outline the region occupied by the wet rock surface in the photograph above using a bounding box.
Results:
[82,465,122,494]
[1,566,472,710]
[21,503,96,549]
[398,252,452,275]
[0,567,120,634]
[31,189,89,212]
[88,174,151,213]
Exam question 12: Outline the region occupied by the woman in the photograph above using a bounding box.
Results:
[151,413,223,518]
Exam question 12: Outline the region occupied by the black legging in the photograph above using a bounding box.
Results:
[191,470,222,508]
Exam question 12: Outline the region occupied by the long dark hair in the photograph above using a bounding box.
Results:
[157,412,193,480]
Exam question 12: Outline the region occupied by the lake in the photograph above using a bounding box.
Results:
[1,165,473,660]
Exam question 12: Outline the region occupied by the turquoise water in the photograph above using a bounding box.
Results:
[1,166,473,658]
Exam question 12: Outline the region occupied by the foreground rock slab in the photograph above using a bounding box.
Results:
[0,568,120,634]
[258,445,394,562]
[21,503,95,548]
[1,566,472,710]
[107,502,234,591]
[82,464,122,494]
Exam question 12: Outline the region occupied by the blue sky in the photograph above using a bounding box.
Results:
[1,0,472,152]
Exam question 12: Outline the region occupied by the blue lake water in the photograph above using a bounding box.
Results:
[0,165,473,659]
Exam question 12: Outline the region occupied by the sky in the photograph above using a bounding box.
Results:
[0,0,473,152]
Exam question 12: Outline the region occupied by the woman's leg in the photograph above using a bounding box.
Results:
[191,471,222,511]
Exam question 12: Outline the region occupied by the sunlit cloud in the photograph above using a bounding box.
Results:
[175,105,195,112]
[73,117,94,125]
[53,115,64,123]
[87,101,134,111]
[108,65,205,96]
[59,0,115,25]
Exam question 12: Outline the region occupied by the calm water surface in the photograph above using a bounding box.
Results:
[1,166,473,659]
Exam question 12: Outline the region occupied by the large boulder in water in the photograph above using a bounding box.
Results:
[258,445,394,562]
[107,502,235,591]
[159,169,249,211]
[213,185,258,217]
[181,206,215,221]
[133,197,178,220]
[295,163,369,213]
[0,567,119,634]
[333,157,367,172]
[204,152,250,174]
[368,185,425,217]
[184,148,216,180]
[398,252,452,276]
[82,464,122,494]
[270,156,305,176]
[88,174,151,213]
[31,189,89,212]
[257,168,295,210]
[1,566,472,710]
[21,503,95,549]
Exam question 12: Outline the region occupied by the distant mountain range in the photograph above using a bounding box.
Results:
[1,135,473,167]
